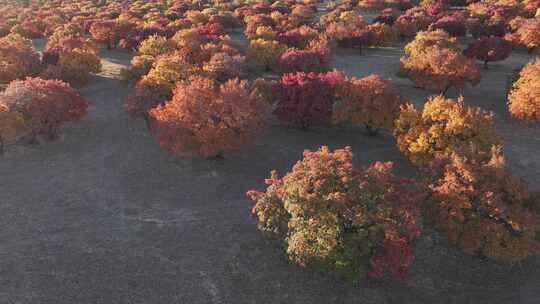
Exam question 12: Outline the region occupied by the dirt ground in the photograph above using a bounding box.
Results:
[0,35,539,303]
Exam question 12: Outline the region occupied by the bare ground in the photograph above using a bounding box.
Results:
[0,40,539,304]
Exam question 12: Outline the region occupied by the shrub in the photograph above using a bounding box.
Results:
[149,77,268,158]
[0,78,88,140]
[247,146,423,280]
[248,39,288,70]
[394,95,500,167]
[400,46,481,94]
[404,30,459,58]
[278,49,330,74]
[463,36,512,68]
[334,75,404,134]
[0,34,41,84]
[274,71,345,128]
[508,58,540,122]
[0,103,29,153]
[427,145,540,262]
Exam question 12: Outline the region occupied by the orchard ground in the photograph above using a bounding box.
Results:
[1,34,539,303]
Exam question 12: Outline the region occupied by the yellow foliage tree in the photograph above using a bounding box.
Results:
[394,95,500,167]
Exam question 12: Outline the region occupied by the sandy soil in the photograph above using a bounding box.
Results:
[0,34,539,303]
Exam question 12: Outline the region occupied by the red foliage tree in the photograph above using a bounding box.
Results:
[274,71,345,128]
[149,77,268,158]
[277,49,330,74]
[463,36,512,68]
[0,77,87,139]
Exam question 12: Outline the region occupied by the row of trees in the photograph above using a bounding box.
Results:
[248,94,540,280]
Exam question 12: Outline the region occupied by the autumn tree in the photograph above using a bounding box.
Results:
[41,36,102,86]
[248,38,288,70]
[508,58,540,122]
[334,75,404,135]
[404,30,460,58]
[89,20,120,49]
[277,49,330,74]
[513,18,540,52]
[394,95,500,167]
[149,77,268,158]
[136,35,176,58]
[0,103,29,153]
[0,33,42,84]
[202,52,245,82]
[247,146,424,280]
[463,36,512,68]
[427,145,540,262]
[274,71,345,129]
[401,46,481,94]
[136,52,201,99]
[0,78,88,140]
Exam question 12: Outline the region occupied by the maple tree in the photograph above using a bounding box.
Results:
[247,146,424,280]
[149,77,268,158]
[508,58,540,122]
[394,95,500,167]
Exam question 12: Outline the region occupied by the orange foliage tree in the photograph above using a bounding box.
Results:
[334,74,405,135]
[89,20,120,49]
[508,57,540,122]
[149,77,268,158]
[400,46,481,94]
[247,146,424,280]
[427,145,540,262]
[394,95,500,167]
